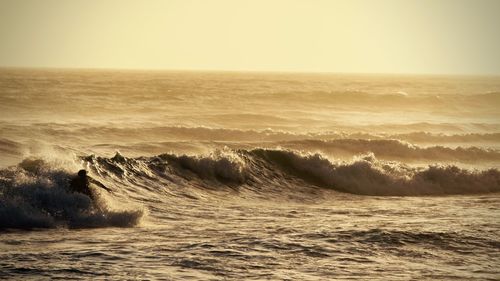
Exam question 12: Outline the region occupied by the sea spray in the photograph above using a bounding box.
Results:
[0,159,143,230]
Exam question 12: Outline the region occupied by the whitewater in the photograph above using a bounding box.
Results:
[1,69,499,280]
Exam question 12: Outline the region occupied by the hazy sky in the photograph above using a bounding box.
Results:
[1,0,499,74]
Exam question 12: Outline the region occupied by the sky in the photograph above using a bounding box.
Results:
[0,0,499,75]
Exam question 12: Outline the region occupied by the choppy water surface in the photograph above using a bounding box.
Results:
[0,69,499,280]
[2,195,499,280]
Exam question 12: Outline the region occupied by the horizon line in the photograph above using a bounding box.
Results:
[1,65,499,77]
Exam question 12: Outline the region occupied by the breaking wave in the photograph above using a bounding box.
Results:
[73,149,500,197]
[0,159,143,230]
[111,149,500,196]
[250,149,499,196]
[2,148,499,229]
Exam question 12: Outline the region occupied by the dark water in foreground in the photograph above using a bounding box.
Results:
[0,191,500,280]
[2,194,499,280]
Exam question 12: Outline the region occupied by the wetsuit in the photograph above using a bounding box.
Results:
[69,175,94,199]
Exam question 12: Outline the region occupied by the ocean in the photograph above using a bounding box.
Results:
[0,68,499,280]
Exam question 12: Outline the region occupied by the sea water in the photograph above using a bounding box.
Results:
[0,69,499,280]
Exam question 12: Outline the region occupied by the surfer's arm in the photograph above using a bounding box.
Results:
[89,178,112,192]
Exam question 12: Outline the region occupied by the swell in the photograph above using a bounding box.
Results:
[279,139,500,163]
[386,132,500,144]
[0,138,22,156]
[258,90,500,111]
[2,122,500,143]
[3,124,500,160]
[89,138,500,164]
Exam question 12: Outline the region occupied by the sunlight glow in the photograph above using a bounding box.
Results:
[0,0,499,74]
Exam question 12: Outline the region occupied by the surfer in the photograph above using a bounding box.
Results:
[69,169,112,200]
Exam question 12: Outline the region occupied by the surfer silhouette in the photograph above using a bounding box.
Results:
[69,169,111,200]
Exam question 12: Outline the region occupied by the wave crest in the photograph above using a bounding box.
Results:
[249,149,500,196]
[84,149,500,196]
[158,150,247,184]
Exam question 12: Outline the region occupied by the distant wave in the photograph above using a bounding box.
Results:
[0,138,22,156]
[385,132,500,144]
[90,137,500,164]
[88,125,499,143]
[3,123,500,145]
[3,126,500,167]
[280,139,500,163]
[265,90,500,107]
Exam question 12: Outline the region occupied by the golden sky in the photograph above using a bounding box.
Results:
[0,0,499,74]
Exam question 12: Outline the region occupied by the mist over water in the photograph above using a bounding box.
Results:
[1,69,499,280]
